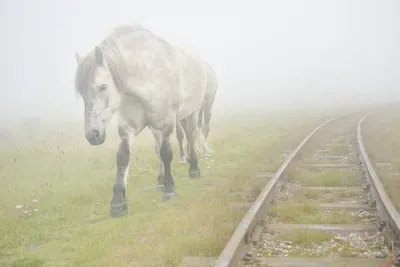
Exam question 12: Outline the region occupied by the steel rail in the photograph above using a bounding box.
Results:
[357,115,400,265]
[212,113,400,267]
[214,115,343,267]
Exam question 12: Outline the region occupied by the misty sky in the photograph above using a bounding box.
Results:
[0,0,399,121]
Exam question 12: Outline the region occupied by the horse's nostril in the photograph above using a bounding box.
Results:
[92,129,100,140]
[86,129,103,146]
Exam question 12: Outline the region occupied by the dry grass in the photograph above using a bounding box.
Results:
[362,105,400,211]
[0,110,332,267]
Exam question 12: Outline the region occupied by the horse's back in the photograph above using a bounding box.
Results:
[106,24,208,126]
[108,24,148,39]
[109,25,184,117]
[174,49,208,120]
[203,61,218,105]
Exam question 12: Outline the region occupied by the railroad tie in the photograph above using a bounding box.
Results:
[254,257,392,267]
[300,163,357,168]
[266,224,377,233]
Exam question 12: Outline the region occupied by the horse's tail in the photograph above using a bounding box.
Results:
[183,117,212,159]
[193,124,212,159]
[197,106,204,129]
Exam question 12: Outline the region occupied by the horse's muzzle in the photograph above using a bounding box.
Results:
[86,129,105,146]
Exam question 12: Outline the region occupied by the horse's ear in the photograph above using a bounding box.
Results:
[75,52,82,64]
[95,46,103,64]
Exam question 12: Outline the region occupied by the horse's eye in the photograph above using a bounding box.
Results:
[99,84,108,91]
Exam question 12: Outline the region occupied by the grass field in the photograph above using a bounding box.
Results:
[362,105,400,212]
[0,109,335,266]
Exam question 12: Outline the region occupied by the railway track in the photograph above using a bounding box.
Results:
[181,114,400,267]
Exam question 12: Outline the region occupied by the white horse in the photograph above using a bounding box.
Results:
[74,24,210,217]
[150,58,217,192]
[176,60,218,163]
[149,59,217,192]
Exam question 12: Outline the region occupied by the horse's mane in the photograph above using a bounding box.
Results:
[74,24,148,96]
[74,50,96,96]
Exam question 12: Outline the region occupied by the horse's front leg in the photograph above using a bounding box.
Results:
[110,125,134,218]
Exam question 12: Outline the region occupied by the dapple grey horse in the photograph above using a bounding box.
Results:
[74,24,210,217]
[150,59,217,191]
[176,60,218,163]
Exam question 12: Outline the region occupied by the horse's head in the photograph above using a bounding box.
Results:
[74,46,121,146]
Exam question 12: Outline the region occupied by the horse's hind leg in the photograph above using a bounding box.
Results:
[183,112,201,178]
[160,123,176,202]
[110,124,134,218]
[150,127,165,192]
[176,121,186,164]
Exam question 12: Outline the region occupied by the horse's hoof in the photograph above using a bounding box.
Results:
[162,192,177,202]
[156,184,164,192]
[189,169,201,178]
[178,156,186,164]
[110,202,128,218]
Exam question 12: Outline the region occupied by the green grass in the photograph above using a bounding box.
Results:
[289,168,363,187]
[285,188,363,203]
[0,111,331,267]
[268,201,364,224]
[363,105,400,212]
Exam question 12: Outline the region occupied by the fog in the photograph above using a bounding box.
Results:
[0,0,399,122]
